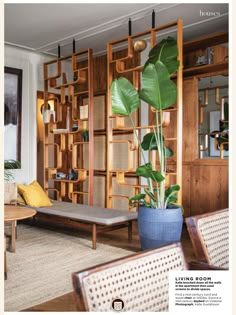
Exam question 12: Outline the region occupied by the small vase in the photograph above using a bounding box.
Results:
[82,131,89,142]
[72,124,78,132]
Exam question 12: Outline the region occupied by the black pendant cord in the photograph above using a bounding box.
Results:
[73,39,78,81]
[152,10,155,29]
[128,18,132,36]
[58,44,61,58]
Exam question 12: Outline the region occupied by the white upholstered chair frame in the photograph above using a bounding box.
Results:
[72,243,188,312]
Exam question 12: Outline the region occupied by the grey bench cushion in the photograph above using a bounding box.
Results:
[32,200,137,225]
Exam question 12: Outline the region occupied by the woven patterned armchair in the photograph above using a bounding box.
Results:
[185,208,229,269]
[72,243,188,312]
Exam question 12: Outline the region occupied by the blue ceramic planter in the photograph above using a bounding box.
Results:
[138,205,183,250]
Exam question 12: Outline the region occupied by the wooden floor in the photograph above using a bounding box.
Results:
[22,221,196,312]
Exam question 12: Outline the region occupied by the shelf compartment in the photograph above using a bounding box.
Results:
[183,32,228,54]
[183,61,228,77]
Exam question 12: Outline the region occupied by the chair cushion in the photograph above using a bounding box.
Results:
[18,181,52,207]
[30,200,137,225]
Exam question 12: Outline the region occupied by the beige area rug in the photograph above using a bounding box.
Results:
[4,224,133,312]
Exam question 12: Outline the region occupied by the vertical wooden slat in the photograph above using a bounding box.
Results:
[88,48,94,205]
[106,42,113,208]
[176,19,183,206]
[43,64,49,192]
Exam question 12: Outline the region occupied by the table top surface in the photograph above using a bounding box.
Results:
[4,205,37,222]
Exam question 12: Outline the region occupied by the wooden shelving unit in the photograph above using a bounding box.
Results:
[183,32,228,77]
[39,30,228,215]
[43,49,94,205]
[180,31,228,216]
[183,32,228,54]
[106,20,183,210]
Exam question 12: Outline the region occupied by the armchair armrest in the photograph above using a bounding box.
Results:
[188,261,227,270]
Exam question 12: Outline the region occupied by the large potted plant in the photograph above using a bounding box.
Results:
[111,37,183,250]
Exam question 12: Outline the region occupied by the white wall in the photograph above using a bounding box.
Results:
[4,45,54,184]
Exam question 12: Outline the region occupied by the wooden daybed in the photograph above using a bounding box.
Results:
[29,201,138,249]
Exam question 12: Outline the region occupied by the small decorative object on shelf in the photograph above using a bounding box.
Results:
[72,124,78,132]
[196,55,207,66]
[82,129,89,142]
[54,172,66,180]
[206,47,214,64]
[68,169,78,180]
[43,109,55,124]
[196,47,214,66]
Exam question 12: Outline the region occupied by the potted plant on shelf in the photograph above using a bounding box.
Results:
[4,159,21,205]
[82,128,89,142]
[4,159,21,182]
[111,37,183,250]
[210,101,229,152]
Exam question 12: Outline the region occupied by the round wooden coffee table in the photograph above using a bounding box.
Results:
[4,205,36,252]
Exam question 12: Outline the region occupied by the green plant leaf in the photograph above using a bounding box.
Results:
[129,202,138,207]
[164,147,174,158]
[165,184,180,206]
[143,200,151,207]
[167,195,178,204]
[141,132,157,150]
[111,77,140,116]
[141,132,173,157]
[129,194,146,207]
[218,133,229,151]
[144,188,156,202]
[140,61,177,110]
[129,194,146,201]
[4,159,21,169]
[136,163,164,183]
[165,184,180,197]
[147,37,179,75]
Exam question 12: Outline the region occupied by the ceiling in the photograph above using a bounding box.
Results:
[5,3,228,57]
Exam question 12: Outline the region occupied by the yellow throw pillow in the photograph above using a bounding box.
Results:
[18,180,52,207]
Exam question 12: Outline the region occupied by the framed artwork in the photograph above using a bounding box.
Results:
[4,66,22,163]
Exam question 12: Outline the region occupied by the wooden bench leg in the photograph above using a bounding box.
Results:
[128,221,132,241]
[92,224,97,250]
[4,236,7,280]
[10,220,16,252]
